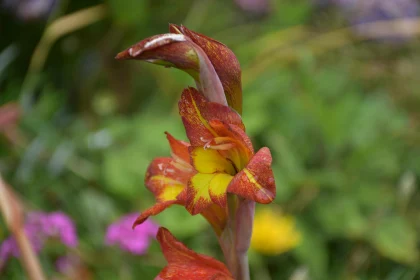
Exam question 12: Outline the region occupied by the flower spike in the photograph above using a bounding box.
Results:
[116,25,277,280]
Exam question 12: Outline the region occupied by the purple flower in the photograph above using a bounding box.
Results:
[234,0,270,15]
[105,213,158,255]
[315,0,420,40]
[336,0,419,23]
[0,211,78,265]
[55,254,80,276]
[2,0,58,21]
[43,212,78,247]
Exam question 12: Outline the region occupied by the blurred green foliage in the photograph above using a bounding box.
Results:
[1,0,420,279]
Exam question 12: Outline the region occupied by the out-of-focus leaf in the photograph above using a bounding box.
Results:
[153,206,207,238]
[368,215,418,264]
[314,196,368,238]
[107,0,149,26]
[78,189,117,245]
[103,143,149,198]
[102,114,183,198]
[293,221,328,280]
[271,1,311,27]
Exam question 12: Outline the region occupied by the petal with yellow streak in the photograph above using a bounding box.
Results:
[227,147,276,204]
[208,173,233,208]
[145,157,193,203]
[184,173,214,215]
[179,88,244,146]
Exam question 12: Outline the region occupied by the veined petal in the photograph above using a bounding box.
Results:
[165,132,190,162]
[156,227,233,280]
[208,174,233,208]
[133,201,178,228]
[201,204,228,236]
[116,33,227,106]
[227,147,276,204]
[146,158,191,203]
[116,33,195,68]
[176,189,227,236]
[209,121,253,155]
[209,120,254,170]
[190,147,235,175]
[184,173,213,215]
[170,24,243,114]
[185,173,233,212]
[179,88,244,146]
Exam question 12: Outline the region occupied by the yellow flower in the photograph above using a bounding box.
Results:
[251,208,301,255]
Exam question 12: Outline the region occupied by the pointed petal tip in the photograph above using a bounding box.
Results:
[169,23,181,34]
[157,226,167,238]
[115,49,132,60]
[132,216,147,229]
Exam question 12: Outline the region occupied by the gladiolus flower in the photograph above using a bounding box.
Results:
[117,25,277,279]
[133,87,276,234]
[178,87,276,214]
[155,227,233,280]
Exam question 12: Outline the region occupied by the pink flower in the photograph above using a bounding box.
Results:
[105,213,158,255]
[0,211,78,265]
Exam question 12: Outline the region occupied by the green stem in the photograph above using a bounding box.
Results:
[219,195,251,280]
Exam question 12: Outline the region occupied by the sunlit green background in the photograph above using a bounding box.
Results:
[1,0,420,279]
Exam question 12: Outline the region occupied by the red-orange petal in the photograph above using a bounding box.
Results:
[182,174,214,215]
[209,121,253,154]
[227,147,276,204]
[165,132,190,163]
[132,201,178,228]
[145,158,191,203]
[115,33,197,69]
[116,32,227,106]
[208,120,254,170]
[200,204,228,236]
[179,87,244,146]
[156,227,233,280]
[170,24,243,115]
[176,189,227,236]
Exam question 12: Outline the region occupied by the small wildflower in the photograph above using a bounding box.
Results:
[1,0,58,21]
[54,254,91,280]
[234,0,270,15]
[0,211,78,263]
[251,208,301,255]
[105,213,158,255]
[56,254,79,275]
[316,0,420,41]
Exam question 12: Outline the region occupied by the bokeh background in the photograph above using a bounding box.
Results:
[1,0,420,279]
